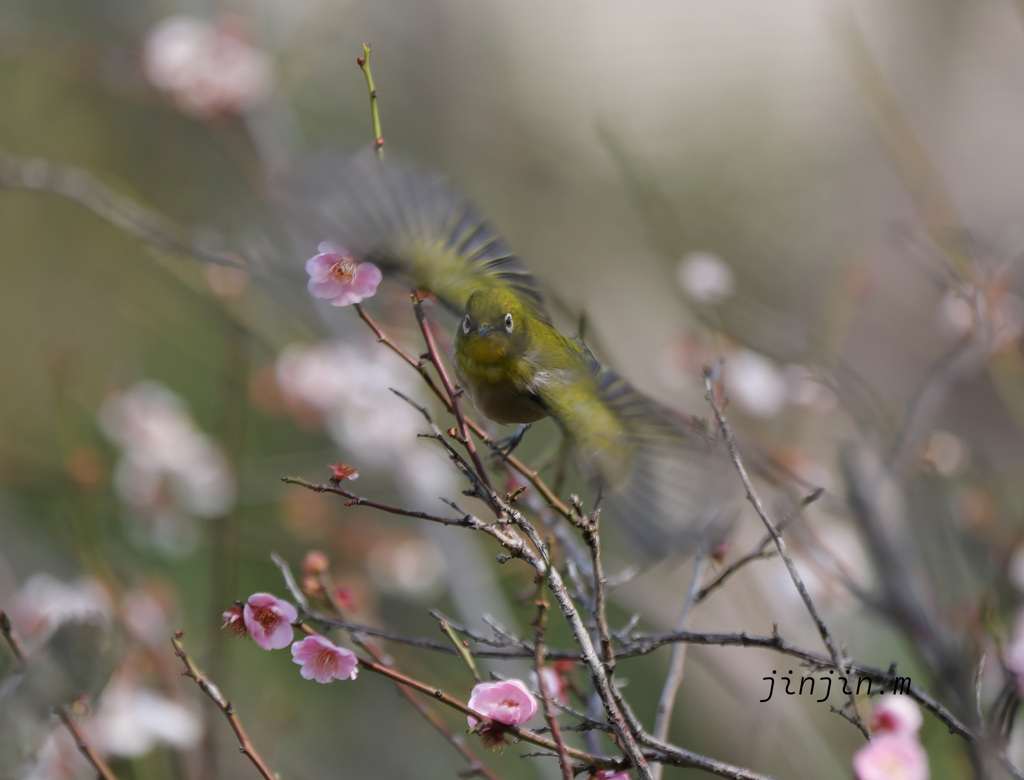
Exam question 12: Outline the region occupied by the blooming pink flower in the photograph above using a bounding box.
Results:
[593,772,630,780]
[853,734,929,780]
[870,697,923,737]
[242,593,297,650]
[290,635,359,683]
[467,679,538,729]
[305,242,382,307]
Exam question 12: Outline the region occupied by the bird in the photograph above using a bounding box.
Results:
[278,150,736,554]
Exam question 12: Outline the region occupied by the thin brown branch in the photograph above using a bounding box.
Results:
[703,367,869,740]
[172,632,277,780]
[354,654,615,768]
[57,708,120,780]
[581,509,615,674]
[413,296,498,505]
[531,597,574,780]
[281,476,474,527]
[651,554,707,780]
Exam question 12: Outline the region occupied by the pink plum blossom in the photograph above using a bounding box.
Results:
[593,772,631,780]
[242,593,297,650]
[870,697,923,737]
[467,678,538,728]
[305,241,382,307]
[853,734,929,780]
[290,635,359,683]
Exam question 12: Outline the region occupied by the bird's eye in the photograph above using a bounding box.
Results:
[462,314,471,335]
[504,313,514,333]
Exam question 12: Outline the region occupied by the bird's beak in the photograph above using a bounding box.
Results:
[477,324,497,337]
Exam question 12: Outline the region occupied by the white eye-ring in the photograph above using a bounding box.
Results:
[504,313,514,333]
[462,314,471,334]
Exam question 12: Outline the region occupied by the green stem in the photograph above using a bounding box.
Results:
[358,43,384,159]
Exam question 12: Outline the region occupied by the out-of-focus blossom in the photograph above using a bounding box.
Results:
[531,666,567,705]
[367,535,447,602]
[100,381,235,553]
[242,593,297,650]
[19,729,80,780]
[142,15,272,118]
[870,698,923,737]
[120,586,173,647]
[306,241,382,307]
[852,733,929,780]
[783,364,837,412]
[919,431,968,477]
[334,587,357,612]
[274,341,458,502]
[592,771,631,780]
[467,679,538,731]
[290,635,359,683]
[677,251,735,304]
[1005,610,1024,695]
[301,550,330,576]
[85,677,202,758]
[10,573,112,647]
[1008,545,1024,592]
[726,349,788,419]
[937,286,1024,352]
[221,604,247,637]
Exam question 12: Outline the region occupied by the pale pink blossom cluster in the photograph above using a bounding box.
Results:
[9,573,113,648]
[142,15,272,118]
[231,593,359,684]
[853,698,929,780]
[274,341,457,503]
[85,677,203,759]
[100,381,235,552]
[8,574,202,773]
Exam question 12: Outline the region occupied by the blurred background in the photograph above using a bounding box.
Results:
[2,0,1024,777]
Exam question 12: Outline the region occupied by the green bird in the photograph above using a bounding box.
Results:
[280,151,735,553]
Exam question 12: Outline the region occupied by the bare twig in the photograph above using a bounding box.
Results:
[651,554,708,780]
[531,597,574,780]
[439,618,482,684]
[0,151,248,271]
[413,296,498,504]
[281,476,474,527]
[172,631,277,780]
[57,708,120,780]
[703,367,868,739]
[581,510,616,673]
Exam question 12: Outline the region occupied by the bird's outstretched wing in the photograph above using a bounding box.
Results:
[276,150,549,319]
[540,355,738,556]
